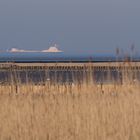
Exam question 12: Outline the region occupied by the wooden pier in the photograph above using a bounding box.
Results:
[0,62,140,71]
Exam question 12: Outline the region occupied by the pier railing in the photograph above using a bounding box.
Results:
[0,62,140,70]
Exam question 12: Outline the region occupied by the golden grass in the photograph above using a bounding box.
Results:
[0,82,140,140]
[0,66,140,140]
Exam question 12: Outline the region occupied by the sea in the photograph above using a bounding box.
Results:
[0,52,139,62]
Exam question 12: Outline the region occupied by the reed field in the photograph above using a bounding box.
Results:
[0,65,140,140]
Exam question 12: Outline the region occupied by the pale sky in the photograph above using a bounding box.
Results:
[0,0,140,55]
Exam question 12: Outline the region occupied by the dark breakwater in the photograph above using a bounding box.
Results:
[0,68,140,85]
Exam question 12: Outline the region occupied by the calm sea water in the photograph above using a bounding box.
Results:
[0,52,139,62]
